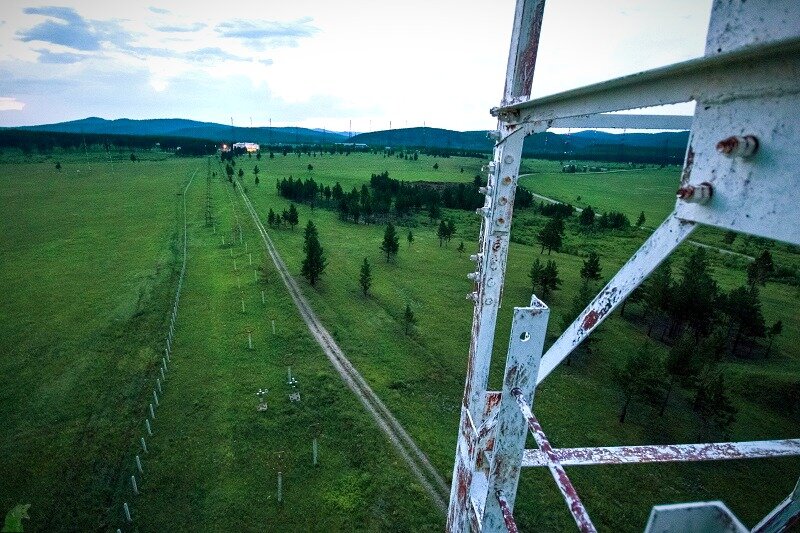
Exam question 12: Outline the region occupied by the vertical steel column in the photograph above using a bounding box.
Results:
[482,298,549,532]
[447,1,546,530]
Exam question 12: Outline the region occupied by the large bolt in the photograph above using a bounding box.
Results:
[502,176,512,185]
[466,292,479,302]
[466,272,480,281]
[479,186,493,196]
[677,182,713,204]
[469,253,483,263]
[476,206,490,217]
[716,135,758,158]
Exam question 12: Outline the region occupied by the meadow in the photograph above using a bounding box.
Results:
[1,148,797,531]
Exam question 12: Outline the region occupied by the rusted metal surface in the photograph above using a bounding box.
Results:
[752,477,800,533]
[537,213,695,385]
[482,302,549,533]
[513,390,596,532]
[676,182,713,204]
[716,135,759,158]
[521,439,800,467]
[644,502,748,533]
[449,129,528,531]
[495,491,519,533]
[502,0,546,106]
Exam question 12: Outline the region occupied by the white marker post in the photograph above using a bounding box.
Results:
[160,367,166,381]
[153,390,159,407]
[123,502,132,522]
[157,378,162,394]
[249,253,252,265]
[149,403,155,420]
[261,290,265,304]
[136,455,143,474]
[233,259,237,271]
[248,330,253,350]
[313,438,318,466]
[145,418,152,436]
[131,475,139,495]
[272,320,276,334]
[277,472,283,503]
[140,437,148,454]
[254,270,258,283]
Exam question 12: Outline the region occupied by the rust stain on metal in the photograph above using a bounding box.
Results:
[515,0,545,95]
[496,491,519,533]
[492,238,503,252]
[581,310,601,331]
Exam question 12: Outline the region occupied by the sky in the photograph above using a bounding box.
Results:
[0,0,712,131]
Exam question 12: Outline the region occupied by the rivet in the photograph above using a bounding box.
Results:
[716,135,758,158]
[496,217,505,225]
[677,182,713,204]
[504,155,514,164]
[483,297,494,305]
[502,176,512,185]
[499,197,508,206]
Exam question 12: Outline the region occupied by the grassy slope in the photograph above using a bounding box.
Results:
[239,151,798,530]
[134,164,441,531]
[0,156,186,530]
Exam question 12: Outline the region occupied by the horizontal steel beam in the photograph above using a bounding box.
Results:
[522,439,800,467]
[492,35,800,126]
[545,113,693,131]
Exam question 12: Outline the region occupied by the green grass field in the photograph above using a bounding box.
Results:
[1,149,797,531]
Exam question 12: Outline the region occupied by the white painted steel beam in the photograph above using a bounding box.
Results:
[752,477,800,533]
[644,502,747,533]
[482,299,549,532]
[537,212,695,385]
[492,35,800,126]
[521,439,800,467]
[543,113,692,131]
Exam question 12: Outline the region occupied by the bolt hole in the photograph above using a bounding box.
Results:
[520,331,530,342]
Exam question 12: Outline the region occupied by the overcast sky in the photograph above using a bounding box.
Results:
[0,0,712,131]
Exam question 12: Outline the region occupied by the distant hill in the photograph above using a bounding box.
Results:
[19,117,348,146]
[351,127,689,164]
[10,117,690,163]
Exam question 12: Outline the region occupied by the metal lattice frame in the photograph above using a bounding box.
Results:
[447,1,800,531]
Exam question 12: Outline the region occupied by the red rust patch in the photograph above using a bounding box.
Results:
[582,310,601,331]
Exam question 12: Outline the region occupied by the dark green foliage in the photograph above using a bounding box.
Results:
[540,202,574,218]
[407,230,414,247]
[578,206,595,226]
[432,163,438,170]
[253,165,260,185]
[719,285,766,354]
[674,247,718,338]
[359,258,372,296]
[580,251,602,282]
[437,220,447,246]
[693,373,737,436]
[130,152,137,162]
[288,203,299,230]
[380,222,399,261]
[616,343,667,423]
[530,259,561,299]
[55,162,61,172]
[267,208,276,227]
[537,218,563,254]
[307,163,313,171]
[301,220,326,286]
[403,304,417,334]
[457,241,465,254]
[238,168,244,178]
[597,210,630,229]
[635,211,646,227]
[765,320,783,357]
[747,250,775,287]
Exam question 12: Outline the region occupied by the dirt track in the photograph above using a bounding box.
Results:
[235,184,450,513]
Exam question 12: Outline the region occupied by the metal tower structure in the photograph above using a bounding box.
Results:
[447,0,800,531]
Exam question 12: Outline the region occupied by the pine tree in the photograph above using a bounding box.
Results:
[529,258,544,295]
[301,220,327,286]
[616,343,667,424]
[238,168,244,179]
[578,206,595,226]
[580,251,602,282]
[437,220,447,246]
[267,208,276,227]
[403,304,417,334]
[541,260,562,298]
[381,222,400,261]
[636,211,646,227]
[446,220,456,243]
[457,241,465,254]
[253,165,260,185]
[407,230,414,247]
[359,258,372,296]
[537,218,563,254]
[288,203,299,230]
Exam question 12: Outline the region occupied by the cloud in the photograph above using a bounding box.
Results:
[152,22,206,33]
[148,7,171,14]
[0,97,26,111]
[259,59,274,66]
[17,6,134,52]
[215,17,318,47]
[34,48,89,64]
[184,47,246,62]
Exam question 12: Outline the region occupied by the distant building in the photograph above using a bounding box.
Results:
[233,142,260,153]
